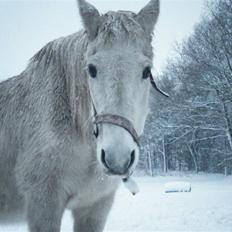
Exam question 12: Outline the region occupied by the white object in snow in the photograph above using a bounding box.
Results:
[123,177,140,195]
[165,181,191,193]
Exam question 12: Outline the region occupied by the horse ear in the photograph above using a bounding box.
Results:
[77,0,101,40]
[136,0,160,35]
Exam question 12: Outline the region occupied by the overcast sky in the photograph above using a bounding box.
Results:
[0,0,204,81]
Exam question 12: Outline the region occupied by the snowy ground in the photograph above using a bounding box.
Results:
[1,174,232,232]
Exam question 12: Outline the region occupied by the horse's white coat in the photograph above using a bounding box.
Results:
[0,0,160,231]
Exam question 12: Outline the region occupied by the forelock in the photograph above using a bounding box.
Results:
[91,11,153,58]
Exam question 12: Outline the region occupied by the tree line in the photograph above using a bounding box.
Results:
[138,0,232,176]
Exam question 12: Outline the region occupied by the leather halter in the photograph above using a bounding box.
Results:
[94,114,140,146]
[91,96,140,146]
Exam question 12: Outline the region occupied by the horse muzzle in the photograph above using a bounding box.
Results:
[93,114,139,177]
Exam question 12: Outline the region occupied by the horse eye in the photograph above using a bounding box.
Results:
[88,64,97,78]
[142,67,151,80]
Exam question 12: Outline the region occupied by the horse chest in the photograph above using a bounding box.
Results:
[65,171,120,210]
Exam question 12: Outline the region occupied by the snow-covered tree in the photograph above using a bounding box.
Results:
[138,0,232,175]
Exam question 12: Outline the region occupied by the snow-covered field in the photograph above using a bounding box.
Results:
[1,174,232,232]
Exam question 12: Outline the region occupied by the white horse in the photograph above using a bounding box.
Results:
[0,0,166,231]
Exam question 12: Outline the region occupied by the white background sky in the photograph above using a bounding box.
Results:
[0,0,204,81]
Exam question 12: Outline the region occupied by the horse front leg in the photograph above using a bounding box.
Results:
[72,193,115,232]
[25,178,66,232]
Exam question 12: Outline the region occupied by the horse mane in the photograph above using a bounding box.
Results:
[24,32,92,139]
[31,41,59,70]
[29,33,80,71]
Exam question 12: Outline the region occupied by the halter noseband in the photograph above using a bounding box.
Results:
[94,114,140,146]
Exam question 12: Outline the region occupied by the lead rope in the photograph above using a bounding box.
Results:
[90,95,139,195]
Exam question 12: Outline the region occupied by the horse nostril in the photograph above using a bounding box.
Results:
[128,150,135,169]
[101,149,110,170]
